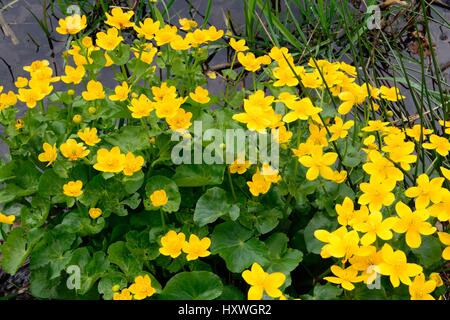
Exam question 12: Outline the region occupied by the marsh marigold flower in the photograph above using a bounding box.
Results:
[113,288,132,300]
[77,128,101,146]
[166,108,192,132]
[242,263,286,300]
[38,142,57,166]
[182,234,211,261]
[56,14,87,35]
[437,232,450,260]
[105,8,134,29]
[128,93,154,118]
[409,273,436,300]
[123,152,145,176]
[405,174,446,209]
[109,81,130,101]
[150,189,168,207]
[247,171,272,196]
[96,27,123,51]
[229,159,251,174]
[179,18,197,31]
[159,230,186,258]
[0,213,16,225]
[82,80,105,101]
[378,243,422,287]
[358,178,396,212]
[324,265,363,291]
[89,208,103,219]
[61,65,85,84]
[128,275,156,300]
[189,86,210,104]
[93,147,126,173]
[229,38,248,52]
[298,147,337,181]
[154,25,178,46]
[134,18,160,40]
[60,139,90,161]
[422,134,450,157]
[63,180,83,197]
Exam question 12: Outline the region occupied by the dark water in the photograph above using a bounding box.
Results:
[0,0,449,159]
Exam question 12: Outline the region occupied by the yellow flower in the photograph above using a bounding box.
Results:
[247,171,272,196]
[113,288,132,300]
[306,124,328,147]
[409,274,436,300]
[205,26,224,41]
[430,272,443,287]
[0,212,16,225]
[229,38,248,52]
[439,119,450,135]
[166,108,192,132]
[82,80,105,101]
[128,94,154,118]
[282,97,322,123]
[358,178,396,212]
[61,65,85,84]
[379,85,405,101]
[169,35,191,51]
[15,119,24,130]
[128,275,156,300]
[15,77,28,88]
[405,174,446,209]
[38,142,57,166]
[242,263,286,300]
[123,152,145,176]
[324,265,363,291]
[405,124,433,142]
[93,147,126,173]
[77,128,101,146]
[329,117,354,142]
[134,18,160,40]
[298,147,337,181]
[179,18,198,31]
[154,25,178,46]
[60,139,90,161]
[154,96,185,119]
[378,244,423,287]
[56,14,87,35]
[337,84,368,115]
[237,52,269,72]
[0,90,18,110]
[335,197,358,227]
[229,159,251,174]
[182,234,211,261]
[96,27,123,51]
[150,189,168,207]
[272,125,292,144]
[441,166,450,180]
[437,232,450,260]
[423,134,450,157]
[17,88,45,108]
[314,227,363,261]
[189,86,210,104]
[260,163,281,184]
[105,7,134,29]
[133,43,158,64]
[273,64,303,87]
[353,211,397,246]
[109,82,130,101]
[89,208,103,219]
[63,180,83,197]
[300,71,322,89]
[152,82,177,101]
[159,230,186,258]
[362,150,404,183]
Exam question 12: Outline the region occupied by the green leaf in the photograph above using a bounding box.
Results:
[144,175,180,213]
[68,248,110,295]
[412,236,442,269]
[240,206,282,234]
[304,212,338,254]
[38,169,65,197]
[107,241,143,279]
[125,230,160,261]
[312,283,343,300]
[194,187,240,226]
[173,164,225,187]
[1,227,43,274]
[104,126,150,153]
[265,233,303,274]
[30,228,77,279]
[211,222,269,273]
[60,210,105,236]
[108,43,131,66]
[160,271,223,300]
[122,171,144,194]
[98,272,128,300]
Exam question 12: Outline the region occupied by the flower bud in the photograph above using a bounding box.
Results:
[73,114,83,124]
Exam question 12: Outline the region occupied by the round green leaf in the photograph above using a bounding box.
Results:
[160,271,223,300]
[144,175,181,213]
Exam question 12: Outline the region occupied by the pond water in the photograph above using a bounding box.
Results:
[0,0,449,159]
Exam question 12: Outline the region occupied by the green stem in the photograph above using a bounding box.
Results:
[227,170,237,202]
